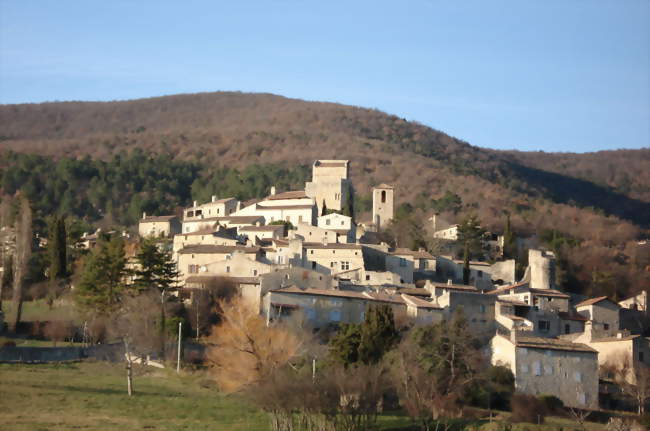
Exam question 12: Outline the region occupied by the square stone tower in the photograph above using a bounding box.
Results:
[372,184,394,229]
[305,160,350,214]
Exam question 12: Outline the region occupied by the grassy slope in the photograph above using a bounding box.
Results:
[0,362,606,431]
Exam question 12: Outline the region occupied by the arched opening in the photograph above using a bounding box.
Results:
[381,190,386,203]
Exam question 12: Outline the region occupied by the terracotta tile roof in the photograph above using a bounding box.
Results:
[375,183,394,189]
[141,215,177,222]
[529,288,570,299]
[513,335,597,354]
[178,245,260,254]
[497,297,531,307]
[398,287,432,297]
[401,294,442,309]
[575,296,617,308]
[303,242,362,250]
[558,312,589,322]
[363,291,406,305]
[588,334,641,343]
[267,190,309,200]
[239,225,284,232]
[216,215,265,224]
[257,204,314,210]
[184,275,259,285]
[488,281,528,295]
[505,314,526,321]
[432,283,478,292]
[181,227,238,239]
[394,248,435,259]
[270,286,366,300]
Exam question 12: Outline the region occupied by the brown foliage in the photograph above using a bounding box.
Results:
[43,320,74,346]
[510,394,546,424]
[206,296,302,393]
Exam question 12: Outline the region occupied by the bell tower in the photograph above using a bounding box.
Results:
[372,184,394,229]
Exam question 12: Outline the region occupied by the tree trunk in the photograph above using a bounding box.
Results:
[462,242,470,285]
[124,338,134,396]
[160,289,166,360]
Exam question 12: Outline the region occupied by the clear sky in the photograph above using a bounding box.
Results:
[1,0,648,152]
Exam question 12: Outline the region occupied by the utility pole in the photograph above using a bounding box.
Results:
[176,321,182,374]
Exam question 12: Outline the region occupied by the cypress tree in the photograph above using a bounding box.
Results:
[48,216,67,281]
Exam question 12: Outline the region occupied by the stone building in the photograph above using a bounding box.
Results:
[138,214,181,238]
[304,160,351,214]
[372,184,394,230]
[491,332,599,409]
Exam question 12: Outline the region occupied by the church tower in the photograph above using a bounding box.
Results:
[372,184,394,229]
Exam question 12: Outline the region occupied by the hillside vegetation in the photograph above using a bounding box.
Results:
[0,92,648,299]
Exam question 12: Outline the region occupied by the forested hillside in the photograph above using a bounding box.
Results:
[0,92,648,299]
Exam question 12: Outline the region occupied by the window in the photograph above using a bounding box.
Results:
[341,221,344,226]
[252,269,258,276]
[479,304,486,313]
[366,275,370,281]
[574,372,582,382]
[381,190,386,203]
[187,211,194,217]
[604,323,610,330]
[533,361,541,376]
[565,324,571,334]
[310,250,314,254]
[226,266,230,273]
[188,264,199,274]
[326,219,331,226]
[312,262,316,269]
[341,261,350,270]
[330,262,335,268]
[298,216,303,223]
[478,271,483,278]
[578,392,586,405]
[399,258,407,267]
[539,320,550,332]
[329,310,341,322]
[640,351,645,362]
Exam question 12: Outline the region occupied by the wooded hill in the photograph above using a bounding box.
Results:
[0,92,648,299]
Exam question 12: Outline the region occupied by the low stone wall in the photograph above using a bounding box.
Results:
[0,346,84,363]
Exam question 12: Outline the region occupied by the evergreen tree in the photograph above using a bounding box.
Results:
[457,215,486,285]
[502,213,516,259]
[329,304,399,366]
[11,197,32,332]
[48,215,67,281]
[75,235,129,314]
[358,304,399,364]
[321,199,327,216]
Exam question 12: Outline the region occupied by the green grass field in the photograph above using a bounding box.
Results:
[0,361,611,431]
[2,298,80,324]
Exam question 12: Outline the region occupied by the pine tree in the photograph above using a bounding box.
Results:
[502,213,516,259]
[75,235,129,314]
[457,215,486,285]
[358,305,399,364]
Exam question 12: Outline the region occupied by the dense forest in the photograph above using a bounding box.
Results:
[0,92,648,300]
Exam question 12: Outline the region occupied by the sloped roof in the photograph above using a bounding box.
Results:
[239,225,284,232]
[314,160,348,168]
[558,312,589,322]
[267,190,309,200]
[394,248,435,259]
[141,215,177,222]
[215,215,265,224]
[303,242,362,250]
[513,335,597,354]
[178,245,260,254]
[270,286,366,300]
[587,334,640,343]
[529,288,570,299]
[375,183,394,189]
[401,294,442,309]
[575,296,617,308]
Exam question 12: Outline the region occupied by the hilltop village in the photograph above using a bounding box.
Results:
[125,159,649,411]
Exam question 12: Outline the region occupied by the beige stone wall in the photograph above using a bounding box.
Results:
[295,223,339,244]
[529,249,556,290]
[177,250,260,282]
[263,291,367,327]
[172,232,239,253]
[139,220,177,238]
[491,335,599,409]
[577,302,619,333]
[372,187,393,229]
[205,253,273,278]
[385,254,414,284]
[304,245,364,276]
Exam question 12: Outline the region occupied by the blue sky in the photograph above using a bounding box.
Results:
[1,1,648,152]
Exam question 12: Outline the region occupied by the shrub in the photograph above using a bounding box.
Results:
[43,320,74,346]
[510,394,546,424]
[538,394,564,414]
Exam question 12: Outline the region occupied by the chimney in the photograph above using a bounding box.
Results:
[447,279,453,285]
[142,212,146,219]
[510,329,518,343]
[616,332,623,339]
[236,201,242,211]
[270,186,276,196]
[211,195,217,203]
[193,200,197,208]
[323,237,328,246]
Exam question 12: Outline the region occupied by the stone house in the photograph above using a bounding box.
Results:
[233,189,317,227]
[401,293,444,325]
[317,213,355,243]
[491,333,599,409]
[433,225,459,240]
[238,224,285,241]
[294,222,346,244]
[618,290,648,312]
[303,241,365,276]
[176,244,263,283]
[172,227,240,254]
[183,196,239,220]
[138,214,181,238]
[393,248,436,274]
[575,296,620,335]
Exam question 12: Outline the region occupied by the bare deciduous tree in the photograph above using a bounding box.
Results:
[43,320,74,346]
[206,296,302,393]
[10,197,32,332]
[612,358,650,415]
